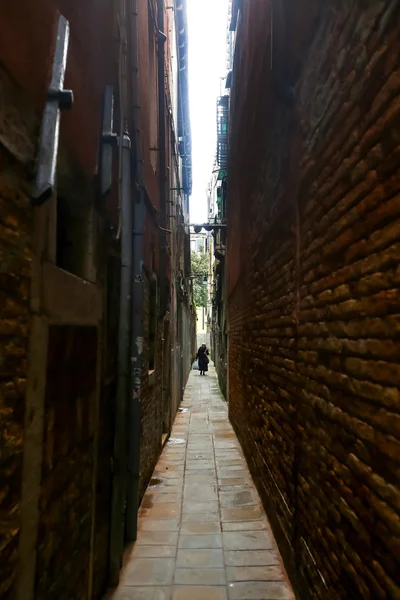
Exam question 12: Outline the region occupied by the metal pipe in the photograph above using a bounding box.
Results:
[109,130,132,583]
[126,0,145,542]
[32,15,73,205]
[157,0,168,318]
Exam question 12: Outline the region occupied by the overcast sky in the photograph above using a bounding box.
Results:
[187,0,229,223]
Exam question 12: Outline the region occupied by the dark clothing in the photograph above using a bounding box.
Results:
[197,346,209,373]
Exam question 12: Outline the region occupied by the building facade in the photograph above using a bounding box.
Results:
[226,1,400,599]
[209,0,235,398]
[190,227,211,348]
[0,1,194,598]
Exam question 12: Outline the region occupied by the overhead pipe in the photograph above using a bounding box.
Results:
[126,0,145,542]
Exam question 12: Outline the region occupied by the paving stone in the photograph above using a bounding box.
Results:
[139,519,180,532]
[154,470,185,479]
[178,534,222,549]
[108,367,292,600]
[173,586,227,600]
[227,581,294,599]
[135,531,179,546]
[149,480,184,491]
[219,478,252,487]
[226,566,285,582]
[217,465,247,472]
[185,474,217,484]
[180,522,221,534]
[222,531,274,551]
[176,548,224,568]
[131,545,177,558]
[219,490,256,508]
[120,558,175,586]
[182,512,220,523]
[186,462,216,470]
[221,506,263,522]
[184,491,218,503]
[108,587,171,600]
[143,493,182,505]
[174,568,226,585]
[139,503,180,519]
[222,521,267,532]
[182,501,219,514]
[224,551,281,567]
[218,470,250,479]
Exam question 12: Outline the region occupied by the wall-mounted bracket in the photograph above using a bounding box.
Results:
[32,15,73,206]
[100,85,119,196]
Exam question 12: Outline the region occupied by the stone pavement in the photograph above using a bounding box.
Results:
[108,365,294,600]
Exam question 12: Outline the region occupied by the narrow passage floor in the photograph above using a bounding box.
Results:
[109,365,294,600]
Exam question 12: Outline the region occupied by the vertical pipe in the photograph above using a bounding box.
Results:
[109,130,132,583]
[157,0,168,318]
[126,0,144,543]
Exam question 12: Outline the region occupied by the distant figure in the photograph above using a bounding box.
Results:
[197,343,209,376]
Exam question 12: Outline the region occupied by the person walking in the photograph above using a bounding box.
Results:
[196,343,209,376]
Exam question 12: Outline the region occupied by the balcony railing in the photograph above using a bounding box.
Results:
[217,95,229,169]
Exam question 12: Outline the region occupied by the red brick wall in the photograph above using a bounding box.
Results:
[0,1,116,596]
[0,61,36,597]
[138,0,160,209]
[228,2,400,598]
[0,155,32,599]
[139,274,164,499]
[36,326,97,600]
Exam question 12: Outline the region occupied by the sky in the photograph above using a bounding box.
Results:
[187,0,229,224]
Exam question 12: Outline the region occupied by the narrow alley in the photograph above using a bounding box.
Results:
[109,365,293,600]
[1,0,400,599]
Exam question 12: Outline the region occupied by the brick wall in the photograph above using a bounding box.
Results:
[35,326,97,600]
[0,158,32,599]
[0,62,35,598]
[0,0,115,594]
[139,275,164,499]
[228,2,400,599]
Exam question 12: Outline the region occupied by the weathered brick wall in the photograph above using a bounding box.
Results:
[0,163,32,599]
[36,326,97,600]
[139,274,194,500]
[139,275,164,499]
[0,63,35,599]
[228,2,400,599]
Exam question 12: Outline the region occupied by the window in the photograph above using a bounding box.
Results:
[56,194,93,279]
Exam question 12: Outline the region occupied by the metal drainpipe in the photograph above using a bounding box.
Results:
[157,0,168,318]
[126,0,145,543]
[109,129,132,583]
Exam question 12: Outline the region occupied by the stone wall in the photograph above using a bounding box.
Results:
[228,2,400,599]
